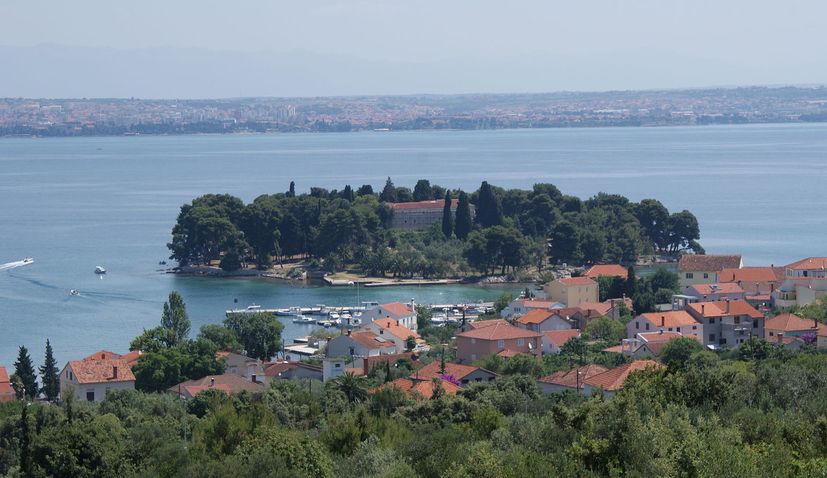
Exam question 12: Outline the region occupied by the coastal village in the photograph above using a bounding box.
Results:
[3,198,825,406]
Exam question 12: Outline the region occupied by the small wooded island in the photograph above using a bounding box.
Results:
[168,178,702,282]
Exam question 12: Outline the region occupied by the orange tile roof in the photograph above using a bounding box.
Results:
[386,199,459,211]
[765,313,821,333]
[678,254,741,272]
[171,374,265,397]
[412,361,492,381]
[516,309,555,325]
[637,331,685,343]
[0,366,9,383]
[372,377,461,399]
[469,319,510,329]
[68,359,135,384]
[457,321,542,341]
[577,302,612,316]
[373,318,420,340]
[584,360,663,392]
[517,299,562,309]
[119,350,143,367]
[349,331,396,350]
[380,301,414,317]
[602,345,624,353]
[639,311,700,328]
[786,257,827,271]
[719,267,784,283]
[689,283,745,295]
[539,364,608,389]
[496,349,522,358]
[83,350,121,361]
[687,300,763,319]
[558,276,598,286]
[0,366,12,403]
[584,264,628,279]
[542,329,581,347]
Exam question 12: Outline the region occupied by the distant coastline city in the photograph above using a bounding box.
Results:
[2,85,827,137]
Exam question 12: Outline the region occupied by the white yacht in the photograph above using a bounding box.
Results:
[94,266,107,274]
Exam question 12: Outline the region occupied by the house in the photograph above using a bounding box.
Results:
[264,361,324,381]
[544,277,599,307]
[784,257,827,279]
[542,329,581,354]
[772,278,827,308]
[326,330,398,359]
[360,301,418,331]
[412,361,497,385]
[360,352,421,377]
[583,360,664,397]
[83,349,143,368]
[719,266,784,298]
[386,199,474,230]
[620,331,694,357]
[515,309,574,332]
[500,298,564,319]
[537,364,608,394]
[455,321,542,364]
[686,300,764,348]
[764,313,827,348]
[627,310,702,341]
[218,351,267,384]
[685,283,746,302]
[370,377,462,399]
[60,358,135,402]
[168,374,265,400]
[678,254,743,291]
[0,366,14,403]
[365,318,424,352]
[583,264,628,280]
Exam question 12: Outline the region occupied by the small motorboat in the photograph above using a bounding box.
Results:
[94,266,107,274]
[159,260,167,265]
[292,315,315,324]
[69,289,79,296]
[23,257,34,264]
[246,304,262,311]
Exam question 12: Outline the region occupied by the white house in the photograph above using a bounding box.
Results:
[360,301,418,330]
[60,358,135,402]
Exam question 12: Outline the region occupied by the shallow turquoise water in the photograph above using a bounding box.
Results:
[1,124,826,367]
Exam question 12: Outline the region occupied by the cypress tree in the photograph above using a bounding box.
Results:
[476,181,503,227]
[626,266,637,298]
[14,345,37,400]
[455,191,473,240]
[161,291,191,346]
[380,177,397,202]
[288,181,296,197]
[39,339,60,402]
[441,191,453,238]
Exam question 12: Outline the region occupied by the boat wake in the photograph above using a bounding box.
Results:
[0,258,34,271]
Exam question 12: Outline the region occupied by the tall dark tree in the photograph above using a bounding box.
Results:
[223,313,284,361]
[379,177,397,202]
[356,184,374,196]
[475,181,503,227]
[341,185,355,201]
[162,291,191,346]
[548,220,579,263]
[287,181,296,198]
[413,179,433,202]
[454,191,473,240]
[441,191,453,238]
[626,266,637,298]
[39,339,60,401]
[14,345,37,400]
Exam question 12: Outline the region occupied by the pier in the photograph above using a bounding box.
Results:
[225,301,495,317]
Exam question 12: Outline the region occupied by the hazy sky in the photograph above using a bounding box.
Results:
[1,0,825,98]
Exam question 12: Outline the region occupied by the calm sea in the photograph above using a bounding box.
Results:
[1,124,826,368]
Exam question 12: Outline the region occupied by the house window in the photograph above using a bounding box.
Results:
[251,374,257,383]
[709,318,715,324]
[497,340,505,349]
[471,338,476,344]
[517,338,525,346]
[349,347,355,355]
[335,363,341,368]
[677,327,681,332]
[668,328,673,332]
[471,354,477,361]
[753,321,759,328]
[769,332,774,336]
[645,323,650,331]
[720,338,727,345]
[686,273,694,279]
[703,273,709,279]
[86,391,95,402]
[693,326,697,330]
[709,334,716,342]
[636,321,640,330]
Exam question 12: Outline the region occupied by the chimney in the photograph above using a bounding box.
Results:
[210,377,215,387]
[660,316,665,327]
[726,300,730,313]
[113,366,118,379]
[101,353,105,360]
[701,304,705,315]
[397,320,400,326]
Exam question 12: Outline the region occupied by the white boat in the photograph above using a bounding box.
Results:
[246,304,262,311]
[23,257,34,264]
[69,289,79,296]
[94,266,107,274]
[292,315,315,324]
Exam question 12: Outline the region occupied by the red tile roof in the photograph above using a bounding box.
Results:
[687,300,763,319]
[678,254,742,272]
[0,366,9,383]
[380,302,414,317]
[469,319,510,329]
[538,364,608,389]
[558,276,598,286]
[576,302,612,316]
[83,350,121,361]
[584,360,663,392]
[349,331,396,350]
[719,267,784,283]
[496,349,522,358]
[0,366,13,403]
[264,361,322,377]
[67,359,135,384]
[584,264,628,279]
[457,321,542,341]
[119,350,143,367]
[169,374,265,397]
[412,361,491,381]
[542,329,581,347]
[515,309,555,325]
[373,318,420,340]
[386,199,459,211]
[637,331,685,343]
[786,257,827,271]
[765,313,821,333]
[639,311,700,328]
[372,377,461,399]
[689,283,745,296]
[516,299,561,309]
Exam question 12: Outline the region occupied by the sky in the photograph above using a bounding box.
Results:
[1,0,825,98]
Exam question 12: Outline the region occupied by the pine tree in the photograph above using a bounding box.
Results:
[39,339,60,401]
[441,191,453,238]
[454,191,473,240]
[476,181,503,227]
[161,291,191,346]
[626,266,637,298]
[379,177,397,202]
[14,345,37,400]
[287,181,296,197]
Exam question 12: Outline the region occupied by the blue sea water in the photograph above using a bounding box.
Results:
[1,123,826,368]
